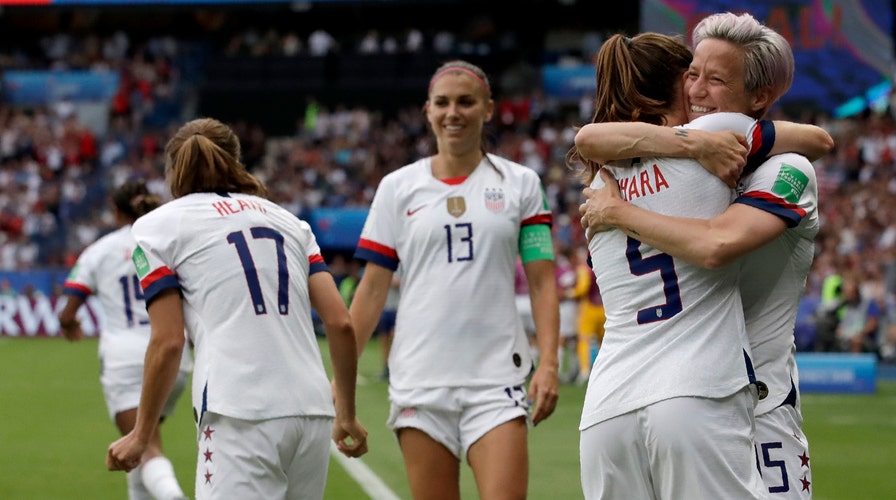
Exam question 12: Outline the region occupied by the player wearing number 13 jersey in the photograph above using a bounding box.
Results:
[356,153,552,390]
[105,118,367,500]
[349,60,559,500]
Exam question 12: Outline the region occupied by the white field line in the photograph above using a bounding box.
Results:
[329,441,401,500]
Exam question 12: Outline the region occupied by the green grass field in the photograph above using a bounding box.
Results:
[1,336,894,499]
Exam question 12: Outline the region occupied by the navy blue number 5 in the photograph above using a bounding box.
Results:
[227,227,289,315]
[758,442,789,493]
[626,236,682,324]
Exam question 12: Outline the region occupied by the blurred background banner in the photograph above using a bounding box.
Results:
[309,207,369,252]
[2,70,119,105]
[641,0,895,117]
[541,65,596,101]
[795,352,878,393]
[0,270,103,337]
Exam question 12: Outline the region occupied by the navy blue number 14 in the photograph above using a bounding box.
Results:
[118,274,148,327]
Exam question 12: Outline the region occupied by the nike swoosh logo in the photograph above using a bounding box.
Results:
[406,205,425,216]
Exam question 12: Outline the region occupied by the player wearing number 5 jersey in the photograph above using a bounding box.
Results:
[60,179,193,500]
[579,14,830,498]
[105,118,367,500]
[349,60,560,499]
[571,33,771,500]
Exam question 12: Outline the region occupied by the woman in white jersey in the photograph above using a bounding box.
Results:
[105,118,368,500]
[568,32,779,500]
[349,60,560,499]
[60,179,193,500]
[578,13,832,499]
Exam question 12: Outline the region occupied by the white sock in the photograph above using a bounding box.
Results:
[127,466,154,500]
[141,456,187,500]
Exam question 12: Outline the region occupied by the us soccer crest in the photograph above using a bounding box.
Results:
[484,188,505,213]
[447,196,466,217]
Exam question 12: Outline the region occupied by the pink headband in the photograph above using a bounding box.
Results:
[428,67,490,95]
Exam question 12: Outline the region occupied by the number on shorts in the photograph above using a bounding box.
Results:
[758,441,789,493]
[503,386,527,407]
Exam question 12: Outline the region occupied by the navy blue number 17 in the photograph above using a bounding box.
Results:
[227,227,289,315]
[626,236,682,324]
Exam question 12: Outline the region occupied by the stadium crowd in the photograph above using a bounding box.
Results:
[1,28,894,362]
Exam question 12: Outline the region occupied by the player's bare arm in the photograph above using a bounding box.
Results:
[107,289,185,472]
[523,258,560,426]
[309,271,369,458]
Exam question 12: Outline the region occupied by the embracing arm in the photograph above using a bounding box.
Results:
[575,122,747,188]
[574,120,833,188]
[770,121,834,161]
[574,122,746,165]
[581,168,787,269]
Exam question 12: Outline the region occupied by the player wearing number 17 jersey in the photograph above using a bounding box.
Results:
[105,118,367,500]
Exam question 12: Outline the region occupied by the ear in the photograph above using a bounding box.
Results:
[751,86,775,115]
[485,98,495,121]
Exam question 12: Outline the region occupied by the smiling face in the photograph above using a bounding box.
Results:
[424,72,494,156]
[685,38,768,121]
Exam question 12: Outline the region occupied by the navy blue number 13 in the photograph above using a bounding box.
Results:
[227,227,289,315]
[626,236,682,324]
[444,223,473,262]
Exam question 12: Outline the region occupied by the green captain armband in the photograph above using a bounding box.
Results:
[519,224,554,263]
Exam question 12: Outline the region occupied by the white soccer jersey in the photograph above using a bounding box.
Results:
[131,192,334,421]
[63,225,193,374]
[355,154,552,390]
[580,113,772,430]
[735,152,819,416]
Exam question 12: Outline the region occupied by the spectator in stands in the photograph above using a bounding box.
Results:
[348,60,560,500]
[555,244,580,383]
[358,30,381,54]
[308,28,337,56]
[878,290,896,363]
[59,179,193,500]
[570,246,604,385]
[404,28,424,53]
[836,276,882,353]
[814,274,845,352]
